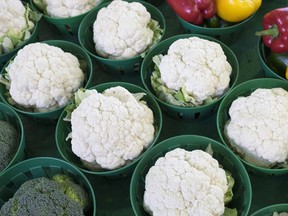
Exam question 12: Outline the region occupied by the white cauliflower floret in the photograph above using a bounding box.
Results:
[93,0,156,59]
[5,42,85,112]
[33,0,101,18]
[70,86,155,170]
[152,36,232,107]
[143,148,228,216]
[225,88,288,168]
[0,0,36,54]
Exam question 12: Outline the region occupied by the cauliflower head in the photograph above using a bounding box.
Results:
[93,0,162,59]
[143,148,229,216]
[70,86,155,170]
[33,0,102,18]
[4,42,85,112]
[151,37,232,107]
[0,0,38,54]
[225,88,288,168]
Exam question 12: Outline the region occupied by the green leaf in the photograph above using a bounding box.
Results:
[224,170,235,205]
[224,207,238,216]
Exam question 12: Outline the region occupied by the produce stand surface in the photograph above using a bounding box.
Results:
[1,0,287,215]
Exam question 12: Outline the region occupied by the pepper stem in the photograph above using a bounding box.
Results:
[255,24,279,38]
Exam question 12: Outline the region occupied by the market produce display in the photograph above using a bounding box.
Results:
[151,36,232,107]
[0,42,85,112]
[0,0,40,55]
[224,87,288,168]
[93,0,163,59]
[65,86,155,170]
[0,0,287,215]
[143,147,236,215]
[256,7,288,80]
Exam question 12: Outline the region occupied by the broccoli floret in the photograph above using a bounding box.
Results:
[0,120,20,172]
[0,175,89,216]
[53,174,89,210]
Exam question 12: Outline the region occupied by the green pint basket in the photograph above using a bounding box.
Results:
[257,38,287,81]
[130,135,252,216]
[0,157,96,215]
[217,78,288,176]
[0,40,93,123]
[0,102,25,175]
[251,204,288,216]
[141,33,239,120]
[56,82,163,177]
[177,12,256,45]
[78,0,166,76]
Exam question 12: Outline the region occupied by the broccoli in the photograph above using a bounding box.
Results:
[0,175,90,216]
[0,120,20,172]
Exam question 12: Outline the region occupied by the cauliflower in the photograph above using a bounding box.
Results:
[33,0,102,18]
[151,36,232,107]
[225,88,288,168]
[0,0,40,54]
[93,0,163,60]
[1,42,85,112]
[143,148,235,216]
[67,86,155,170]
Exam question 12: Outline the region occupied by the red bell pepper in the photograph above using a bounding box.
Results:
[166,0,216,25]
[255,7,288,53]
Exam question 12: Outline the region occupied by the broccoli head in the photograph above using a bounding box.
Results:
[0,174,90,216]
[0,120,20,172]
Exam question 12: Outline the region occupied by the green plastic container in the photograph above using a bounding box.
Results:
[29,0,107,36]
[0,157,96,215]
[177,13,256,45]
[78,0,166,76]
[56,82,163,177]
[130,134,252,216]
[0,102,25,175]
[216,78,288,176]
[251,204,288,216]
[0,13,39,66]
[141,33,239,120]
[0,40,93,123]
[257,38,286,81]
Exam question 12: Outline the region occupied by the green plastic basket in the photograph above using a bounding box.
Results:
[29,0,107,36]
[0,102,25,175]
[78,0,166,76]
[216,78,288,176]
[141,33,239,120]
[0,157,96,215]
[0,40,93,123]
[56,82,163,177]
[0,10,39,66]
[130,134,252,216]
[251,204,288,216]
[177,12,256,45]
[257,38,287,81]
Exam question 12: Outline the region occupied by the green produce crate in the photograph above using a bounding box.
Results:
[56,82,163,177]
[78,0,166,76]
[251,204,288,216]
[0,40,93,124]
[141,33,239,120]
[130,134,252,216]
[217,78,288,176]
[0,157,96,215]
[0,102,25,175]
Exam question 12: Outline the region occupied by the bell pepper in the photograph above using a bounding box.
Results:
[286,66,288,80]
[266,51,288,79]
[166,0,216,25]
[255,7,288,53]
[216,0,262,22]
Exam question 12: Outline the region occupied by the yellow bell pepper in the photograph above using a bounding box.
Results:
[285,66,288,80]
[216,0,262,22]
